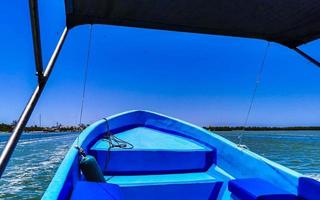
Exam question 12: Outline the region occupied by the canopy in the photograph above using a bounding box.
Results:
[65,0,320,48]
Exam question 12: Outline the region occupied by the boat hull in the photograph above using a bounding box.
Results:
[43,110,319,200]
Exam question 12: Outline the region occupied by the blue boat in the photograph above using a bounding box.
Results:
[42,110,320,199]
[1,0,320,199]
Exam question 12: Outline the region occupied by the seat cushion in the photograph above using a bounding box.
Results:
[228,178,298,200]
[70,181,122,200]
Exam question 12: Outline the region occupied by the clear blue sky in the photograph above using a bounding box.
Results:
[0,1,320,127]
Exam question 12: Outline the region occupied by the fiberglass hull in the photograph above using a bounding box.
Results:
[43,110,319,200]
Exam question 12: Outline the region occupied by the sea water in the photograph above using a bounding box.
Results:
[0,132,78,199]
[218,130,320,178]
[0,131,319,199]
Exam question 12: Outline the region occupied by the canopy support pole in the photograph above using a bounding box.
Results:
[0,26,68,178]
[293,47,320,68]
[29,0,44,84]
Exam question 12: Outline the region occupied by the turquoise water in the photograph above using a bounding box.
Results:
[0,132,79,199]
[217,130,320,178]
[0,130,319,199]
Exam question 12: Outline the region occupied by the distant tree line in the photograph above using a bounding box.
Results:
[0,122,88,133]
[0,123,12,132]
[2,122,320,133]
[204,126,320,131]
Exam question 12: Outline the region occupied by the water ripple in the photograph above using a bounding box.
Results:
[217,130,320,177]
[0,132,78,199]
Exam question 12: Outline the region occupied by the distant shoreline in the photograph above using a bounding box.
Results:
[204,126,320,131]
[0,123,86,133]
[0,130,80,134]
[2,123,320,133]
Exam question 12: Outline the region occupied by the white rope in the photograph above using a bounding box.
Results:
[238,42,270,148]
[76,25,93,148]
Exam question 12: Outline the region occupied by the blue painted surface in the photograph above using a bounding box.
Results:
[70,182,122,200]
[92,149,214,175]
[298,177,320,200]
[119,182,223,200]
[92,127,211,151]
[43,110,320,200]
[91,127,215,175]
[104,172,223,199]
[104,172,217,186]
[228,178,297,200]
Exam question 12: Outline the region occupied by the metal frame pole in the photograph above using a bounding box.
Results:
[293,47,320,68]
[0,27,68,178]
[29,0,44,83]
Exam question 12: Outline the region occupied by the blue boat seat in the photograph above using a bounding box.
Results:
[90,127,215,175]
[228,178,298,200]
[70,181,122,200]
[298,177,320,200]
[105,172,223,200]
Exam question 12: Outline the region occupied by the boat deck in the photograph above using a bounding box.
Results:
[91,127,211,151]
[86,126,225,199]
[90,127,216,175]
[104,172,217,186]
